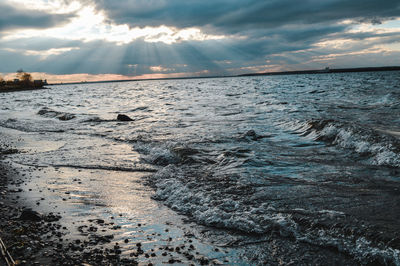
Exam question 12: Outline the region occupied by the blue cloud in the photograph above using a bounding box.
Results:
[0,0,399,78]
[93,0,400,32]
[0,2,75,31]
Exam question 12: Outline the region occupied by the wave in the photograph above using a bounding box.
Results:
[0,119,65,133]
[133,141,201,166]
[134,126,400,264]
[37,107,76,121]
[81,115,149,123]
[81,116,112,123]
[129,106,150,112]
[287,119,400,168]
[52,164,157,172]
[146,165,400,265]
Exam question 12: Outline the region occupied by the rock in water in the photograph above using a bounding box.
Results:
[117,114,133,121]
[245,130,256,137]
[57,113,76,121]
[243,129,269,141]
[19,209,42,221]
[244,130,258,140]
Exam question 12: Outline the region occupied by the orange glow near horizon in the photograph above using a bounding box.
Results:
[1,71,209,84]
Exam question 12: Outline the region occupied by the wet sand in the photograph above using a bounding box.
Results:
[0,133,241,265]
[0,159,359,266]
[0,160,365,266]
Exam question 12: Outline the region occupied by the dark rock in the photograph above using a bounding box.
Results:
[57,114,75,121]
[245,130,256,137]
[19,209,42,221]
[199,257,209,265]
[243,130,268,140]
[89,226,97,232]
[117,114,133,121]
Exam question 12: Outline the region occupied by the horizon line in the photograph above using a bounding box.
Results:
[47,65,400,86]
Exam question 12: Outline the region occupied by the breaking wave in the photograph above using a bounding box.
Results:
[133,141,201,166]
[289,119,400,168]
[145,164,400,264]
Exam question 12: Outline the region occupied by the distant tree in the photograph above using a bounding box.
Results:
[21,72,32,83]
[16,69,33,85]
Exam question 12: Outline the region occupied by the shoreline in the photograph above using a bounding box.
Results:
[0,127,369,265]
[0,87,49,93]
[0,131,239,265]
[0,158,362,266]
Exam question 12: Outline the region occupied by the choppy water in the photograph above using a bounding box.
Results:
[1,71,400,264]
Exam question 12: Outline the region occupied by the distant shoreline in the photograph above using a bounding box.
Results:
[49,66,400,86]
[239,66,400,77]
[0,86,48,93]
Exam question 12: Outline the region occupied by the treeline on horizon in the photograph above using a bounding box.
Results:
[239,66,400,77]
[0,69,47,92]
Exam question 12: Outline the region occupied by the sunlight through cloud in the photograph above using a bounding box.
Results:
[3,1,226,45]
[4,47,80,60]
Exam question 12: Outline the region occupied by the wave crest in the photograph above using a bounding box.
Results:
[38,107,76,121]
[301,119,400,168]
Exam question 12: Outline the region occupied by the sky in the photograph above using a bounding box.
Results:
[0,0,399,83]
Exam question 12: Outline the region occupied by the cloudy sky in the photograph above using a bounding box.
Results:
[0,0,399,83]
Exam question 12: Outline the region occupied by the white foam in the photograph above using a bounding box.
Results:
[150,165,297,234]
[317,123,400,167]
[134,142,180,166]
[148,163,400,264]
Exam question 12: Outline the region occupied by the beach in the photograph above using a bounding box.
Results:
[0,130,243,265]
[1,72,400,265]
[0,145,359,265]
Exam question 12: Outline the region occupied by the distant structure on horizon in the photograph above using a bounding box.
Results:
[0,71,48,92]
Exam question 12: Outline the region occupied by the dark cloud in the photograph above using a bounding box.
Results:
[91,0,400,32]
[0,0,399,78]
[0,2,75,31]
[1,20,399,77]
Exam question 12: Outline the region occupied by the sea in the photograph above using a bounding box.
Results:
[1,71,400,265]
